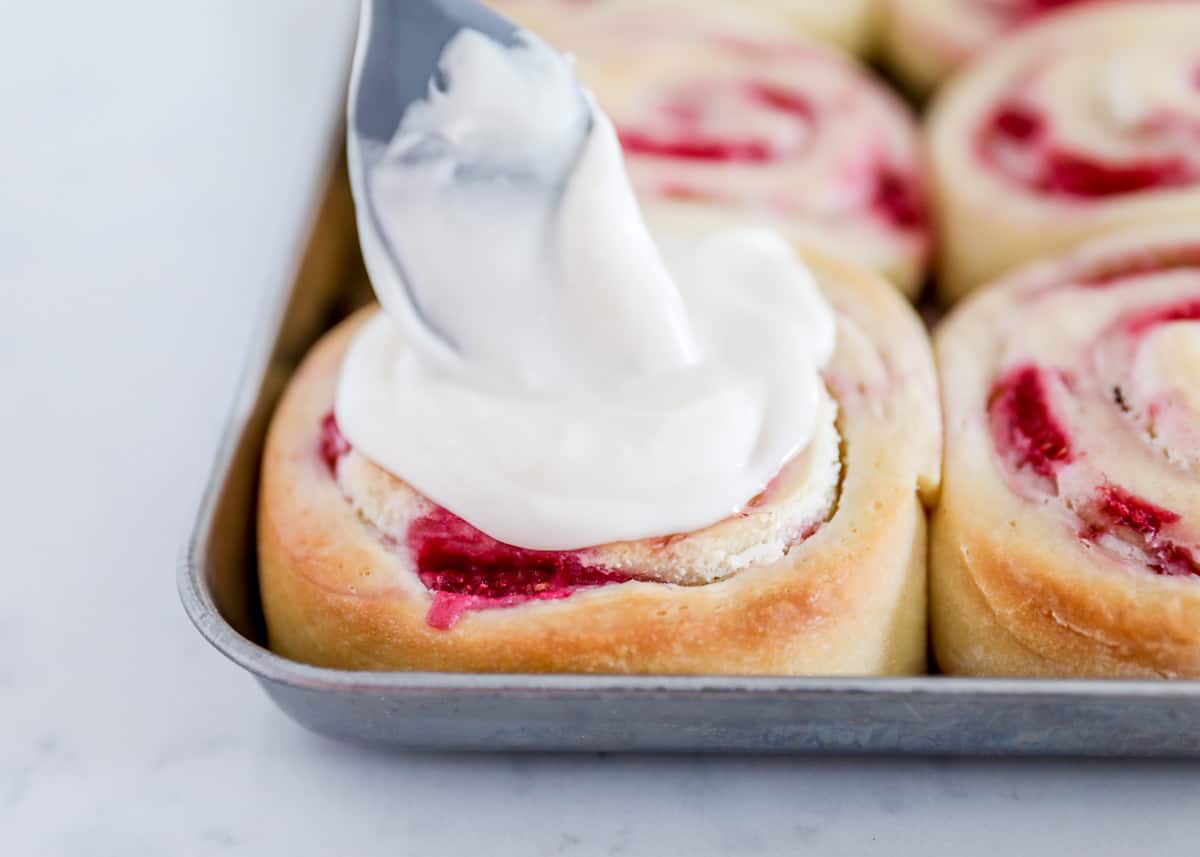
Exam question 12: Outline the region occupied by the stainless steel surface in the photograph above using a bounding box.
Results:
[347,0,590,367]
[179,157,1200,757]
[351,0,517,138]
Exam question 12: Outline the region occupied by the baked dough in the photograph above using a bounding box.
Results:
[933,226,1200,678]
[259,248,940,674]
[492,0,929,296]
[491,0,880,56]
[880,0,1107,95]
[927,2,1200,302]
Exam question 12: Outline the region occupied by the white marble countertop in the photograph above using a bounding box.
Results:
[3,3,1199,854]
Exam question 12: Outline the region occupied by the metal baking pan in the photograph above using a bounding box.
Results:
[178,146,1200,757]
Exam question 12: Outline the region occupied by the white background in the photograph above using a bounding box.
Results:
[3,2,1199,854]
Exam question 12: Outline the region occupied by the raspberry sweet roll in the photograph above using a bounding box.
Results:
[927,3,1200,303]
[933,227,1200,678]
[259,247,939,675]
[259,26,938,677]
[881,0,1104,96]
[494,2,931,297]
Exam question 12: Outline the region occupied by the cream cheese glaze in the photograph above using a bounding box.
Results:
[337,28,836,551]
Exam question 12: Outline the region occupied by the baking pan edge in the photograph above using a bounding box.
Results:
[178,119,1200,757]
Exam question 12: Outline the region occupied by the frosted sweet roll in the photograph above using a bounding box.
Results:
[258,28,940,675]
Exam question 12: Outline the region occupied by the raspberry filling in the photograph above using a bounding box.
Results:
[994,0,1096,24]
[1081,485,1200,577]
[1092,484,1177,538]
[318,412,350,472]
[317,413,634,629]
[1077,245,1200,288]
[619,82,924,231]
[989,348,1199,579]
[989,364,1073,480]
[873,168,927,230]
[978,101,1196,197]
[617,82,812,164]
[407,508,632,630]
[1127,297,1200,336]
[619,129,772,163]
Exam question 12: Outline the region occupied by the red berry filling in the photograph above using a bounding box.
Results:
[619,81,926,231]
[1127,297,1200,335]
[1081,485,1200,577]
[407,507,632,629]
[317,414,631,628]
[984,294,1200,581]
[618,82,812,164]
[1045,153,1193,198]
[989,103,1043,141]
[989,365,1074,480]
[1147,542,1200,578]
[1003,0,1096,24]
[318,412,350,472]
[969,0,1110,30]
[873,167,927,230]
[979,101,1196,198]
[619,130,772,163]
[1022,0,1090,11]
[745,83,814,120]
[1077,246,1200,288]
[1093,484,1178,538]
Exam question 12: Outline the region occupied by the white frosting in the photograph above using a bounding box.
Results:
[337,29,835,551]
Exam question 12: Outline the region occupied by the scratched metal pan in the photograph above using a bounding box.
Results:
[178,148,1200,757]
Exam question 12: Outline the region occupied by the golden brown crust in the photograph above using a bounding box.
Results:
[931,228,1200,678]
[931,488,1200,678]
[258,248,940,674]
